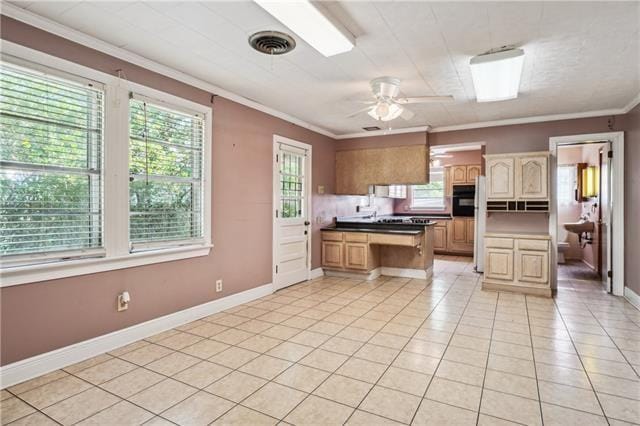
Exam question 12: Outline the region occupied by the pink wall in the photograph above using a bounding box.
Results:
[394,149,482,214]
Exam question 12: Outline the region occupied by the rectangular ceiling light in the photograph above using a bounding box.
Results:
[470,48,525,102]
[254,0,355,57]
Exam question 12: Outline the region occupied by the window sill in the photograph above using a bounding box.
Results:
[0,244,213,287]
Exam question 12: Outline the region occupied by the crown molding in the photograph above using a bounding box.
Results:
[334,125,430,140]
[2,4,639,141]
[0,4,338,139]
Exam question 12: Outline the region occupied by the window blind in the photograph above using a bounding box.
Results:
[128,95,204,250]
[0,62,104,259]
[412,168,445,209]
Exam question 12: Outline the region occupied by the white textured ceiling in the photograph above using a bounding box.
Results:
[6,1,640,135]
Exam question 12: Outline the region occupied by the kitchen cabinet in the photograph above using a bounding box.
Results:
[447,218,474,253]
[321,241,343,269]
[466,218,475,244]
[484,152,549,210]
[482,233,551,297]
[451,218,467,244]
[345,243,368,270]
[451,166,467,184]
[433,224,447,251]
[336,145,429,195]
[444,167,453,197]
[466,165,481,183]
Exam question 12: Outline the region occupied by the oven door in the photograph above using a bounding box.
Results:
[453,196,475,217]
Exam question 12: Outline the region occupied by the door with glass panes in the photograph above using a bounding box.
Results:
[273,137,311,290]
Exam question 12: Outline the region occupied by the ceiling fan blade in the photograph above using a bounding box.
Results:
[346,106,374,118]
[396,95,455,104]
[400,107,415,121]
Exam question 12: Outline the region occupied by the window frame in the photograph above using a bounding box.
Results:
[410,167,446,210]
[0,44,212,287]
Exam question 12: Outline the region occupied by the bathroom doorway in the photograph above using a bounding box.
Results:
[550,132,624,297]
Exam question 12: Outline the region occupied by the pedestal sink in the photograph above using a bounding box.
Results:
[564,220,595,234]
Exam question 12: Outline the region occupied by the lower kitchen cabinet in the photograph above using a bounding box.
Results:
[433,225,447,251]
[482,233,551,297]
[344,242,368,270]
[321,241,343,269]
[432,219,474,255]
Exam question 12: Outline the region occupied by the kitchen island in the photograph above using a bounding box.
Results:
[321,216,436,280]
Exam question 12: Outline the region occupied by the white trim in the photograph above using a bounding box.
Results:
[309,268,325,280]
[624,287,640,310]
[1,245,212,287]
[0,42,213,287]
[3,3,639,139]
[334,126,430,140]
[1,3,336,139]
[549,132,624,297]
[0,282,273,389]
[381,266,433,280]
[272,135,313,291]
[324,268,382,281]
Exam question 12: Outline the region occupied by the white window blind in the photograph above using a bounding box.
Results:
[411,168,445,209]
[0,62,104,260]
[128,95,205,250]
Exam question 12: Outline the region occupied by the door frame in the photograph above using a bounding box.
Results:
[272,135,313,290]
[549,131,624,296]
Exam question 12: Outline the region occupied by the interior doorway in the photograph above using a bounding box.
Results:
[549,132,624,296]
[272,135,312,291]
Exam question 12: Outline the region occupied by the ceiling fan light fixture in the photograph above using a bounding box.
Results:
[470,47,525,102]
[367,102,403,121]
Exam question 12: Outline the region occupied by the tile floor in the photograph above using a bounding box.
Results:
[2,255,639,425]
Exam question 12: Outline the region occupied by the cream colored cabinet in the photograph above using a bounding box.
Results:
[451,166,467,184]
[433,225,447,251]
[321,241,343,269]
[486,157,515,199]
[466,165,481,183]
[516,155,548,199]
[483,233,551,297]
[466,218,475,244]
[345,243,368,270]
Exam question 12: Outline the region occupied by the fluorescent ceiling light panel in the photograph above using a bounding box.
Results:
[470,48,525,102]
[254,0,355,57]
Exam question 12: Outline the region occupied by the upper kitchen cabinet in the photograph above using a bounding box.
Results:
[466,165,481,183]
[484,152,549,212]
[336,145,429,195]
[452,164,482,185]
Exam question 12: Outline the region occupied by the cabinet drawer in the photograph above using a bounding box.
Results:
[344,232,368,243]
[322,232,343,242]
[517,239,548,251]
[369,232,422,247]
[485,237,514,249]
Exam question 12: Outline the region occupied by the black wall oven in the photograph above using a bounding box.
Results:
[452,185,475,217]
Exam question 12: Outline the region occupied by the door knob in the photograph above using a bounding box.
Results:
[304,221,310,226]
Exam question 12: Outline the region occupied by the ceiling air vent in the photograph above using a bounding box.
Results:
[362,126,381,131]
[249,31,296,55]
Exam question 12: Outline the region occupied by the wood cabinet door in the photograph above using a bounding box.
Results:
[516,250,549,284]
[451,218,467,244]
[485,248,514,281]
[486,157,515,199]
[322,242,343,269]
[451,166,467,184]
[433,226,447,250]
[345,243,368,270]
[466,218,475,244]
[516,156,548,199]
[444,167,453,197]
[466,165,481,183]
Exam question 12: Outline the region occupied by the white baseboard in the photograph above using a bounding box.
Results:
[324,268,381,281]
[0,283,273,389]
[381,266,433,280]
[624,286,640,310]
[582,259,596,271]
[309,268,324,280]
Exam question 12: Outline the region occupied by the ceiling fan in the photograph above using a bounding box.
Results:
[348,77,455,122]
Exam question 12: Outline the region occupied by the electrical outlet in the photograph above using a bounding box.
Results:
[215,279,223,293]
[117,291,130,312]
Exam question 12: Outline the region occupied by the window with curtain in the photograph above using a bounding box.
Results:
[128,95,205,250]
[557,165,577,206]
[0,62,104,260]
[411,167,445,209]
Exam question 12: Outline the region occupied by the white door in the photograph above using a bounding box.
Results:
[273,137,311,290]
[600,142,612,292]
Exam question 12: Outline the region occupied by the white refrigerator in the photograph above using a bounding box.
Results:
[473,176,486,272]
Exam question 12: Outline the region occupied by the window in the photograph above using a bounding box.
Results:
[278,149,305,219]
[411,168,445,209]
[0,63,104,261]
[0,48,212,287]
[557,165,577,206]
[129,96,204,250]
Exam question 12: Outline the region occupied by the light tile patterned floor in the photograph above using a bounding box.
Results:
[2,256,640,425]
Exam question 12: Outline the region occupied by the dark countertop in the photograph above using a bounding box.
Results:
[321,226,424,235]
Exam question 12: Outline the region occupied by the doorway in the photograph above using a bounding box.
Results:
[272,135,312,291]
[549,132,624,296]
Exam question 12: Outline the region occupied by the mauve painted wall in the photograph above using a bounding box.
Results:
[0,17,346,365]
